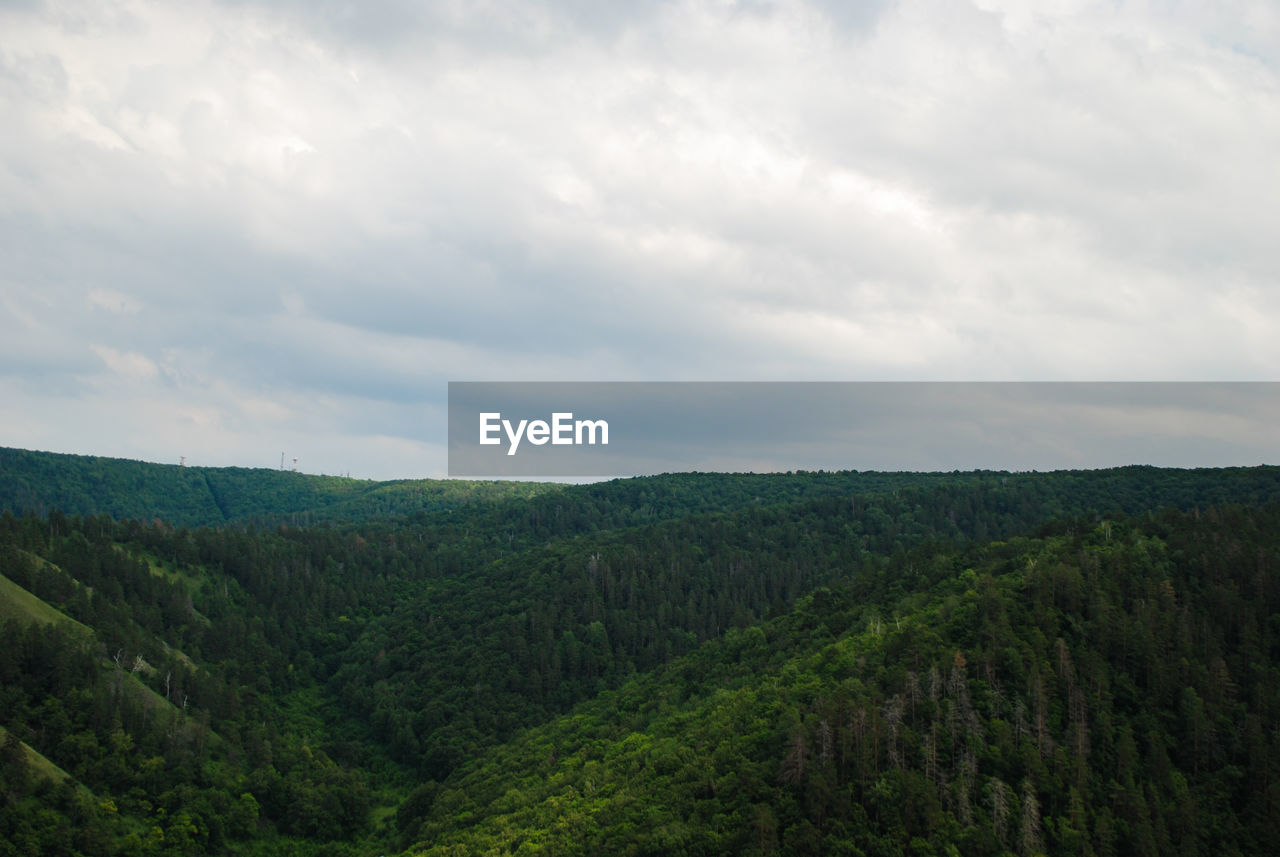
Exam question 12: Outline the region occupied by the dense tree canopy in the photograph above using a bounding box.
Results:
[2,448,1280,854]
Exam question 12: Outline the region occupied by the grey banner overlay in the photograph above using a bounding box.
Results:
[447,382,1280,477]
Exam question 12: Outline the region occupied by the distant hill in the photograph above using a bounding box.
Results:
[7,445,1280,534]
[0,446,561,527]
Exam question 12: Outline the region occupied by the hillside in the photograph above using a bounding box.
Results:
[409,505,1280,856]
[0,446,561,528]
[2,462,1280,855]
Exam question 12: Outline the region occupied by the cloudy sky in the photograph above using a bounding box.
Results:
[2,0,1278,479]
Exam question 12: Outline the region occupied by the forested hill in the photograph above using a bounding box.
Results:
[6,444,1280,535]
[408,504,1280,856]
[3,462,1280,855]
[0,446,558,527]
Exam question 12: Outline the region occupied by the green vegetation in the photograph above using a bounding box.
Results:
[2,447,1280,855]
[413,507,1280,855]
[0,725,78,787]
[0,568,92,635]
[0,446,562,528]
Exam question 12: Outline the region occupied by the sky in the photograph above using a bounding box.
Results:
[2,0,1278,479]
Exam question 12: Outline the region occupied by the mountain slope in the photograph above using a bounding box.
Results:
[4,466,1280,855]
[405,505,1280,856]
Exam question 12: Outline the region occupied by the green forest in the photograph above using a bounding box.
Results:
[2,446,1280,855]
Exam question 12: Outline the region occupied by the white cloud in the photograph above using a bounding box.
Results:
[1,0,1278,476]
[90,344,159,380]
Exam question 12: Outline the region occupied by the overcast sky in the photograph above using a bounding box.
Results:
[2,0,1278,479]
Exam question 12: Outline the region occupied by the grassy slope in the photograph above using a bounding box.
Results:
[0,570,92,635]
[0,563,215,748]
[0,577,95,792]
[2,551,204,671]
[0,724,80,787]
